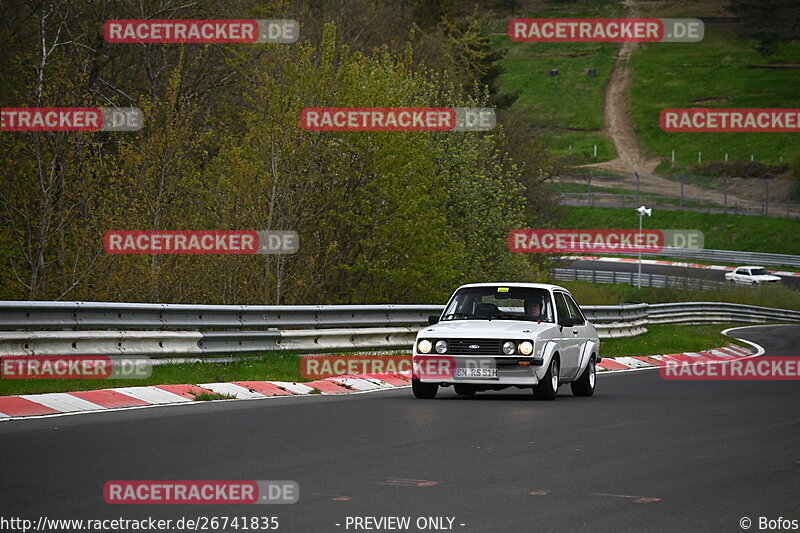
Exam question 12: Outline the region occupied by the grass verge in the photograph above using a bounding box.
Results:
[600,323,740,358]
[557,206,800,255]
[630,27,800,167]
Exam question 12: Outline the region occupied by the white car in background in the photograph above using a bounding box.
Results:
[412,282,600,400]
[725,266,781,285]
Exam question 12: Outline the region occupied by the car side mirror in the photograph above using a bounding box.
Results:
[428,315,440,325]
[558,317,575,328]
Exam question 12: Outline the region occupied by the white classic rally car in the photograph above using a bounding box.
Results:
[724,266,781,285]
[412,283,600,400]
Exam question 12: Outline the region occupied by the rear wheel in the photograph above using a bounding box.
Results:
[412,379,438,399]
[571,356,596,397]
[533,357,559,401]
[454,384,476,397]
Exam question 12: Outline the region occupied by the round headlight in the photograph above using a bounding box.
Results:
[502,341,516,355]
[518,341,533,355]
[435,340,448,354]
[418,340,432,354]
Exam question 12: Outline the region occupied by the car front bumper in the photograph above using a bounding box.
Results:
[412,354,545,386]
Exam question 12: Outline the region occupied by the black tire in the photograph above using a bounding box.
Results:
[454,384,476,397]
[571,356,596,397]
[412,379,438,399]
[533,356,559,401]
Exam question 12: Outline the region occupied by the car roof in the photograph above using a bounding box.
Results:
[737,266,764,269]
[455,282,571,293]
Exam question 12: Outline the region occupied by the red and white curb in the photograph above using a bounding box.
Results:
[596,343,755,373]
[0,344,756,420]
[568,256,800,278]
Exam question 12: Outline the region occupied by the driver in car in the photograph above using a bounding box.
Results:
[524,298,545,321]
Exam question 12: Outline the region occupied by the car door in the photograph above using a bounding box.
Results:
[736,268,750,284]
[553,292,581,380]
[563,293,592,378]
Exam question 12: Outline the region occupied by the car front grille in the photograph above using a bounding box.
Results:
[446,338,504,355]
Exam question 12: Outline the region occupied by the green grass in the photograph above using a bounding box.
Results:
[629,27,800,166]
[489,0,625,163]
[600,323,739,358]
[191,391,236,401]
[555,280,800,310]
[557,206,800,255]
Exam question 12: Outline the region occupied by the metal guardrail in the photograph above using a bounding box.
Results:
[648,302,800,325]
[552,268,731,291]
[637,247,800,269]
[0,301,443,330]
[563,247,800,269]
[0,300,797,357]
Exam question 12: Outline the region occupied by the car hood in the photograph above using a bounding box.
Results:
[418,319,557,338]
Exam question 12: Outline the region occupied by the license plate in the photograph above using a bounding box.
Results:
[455,368,498,379]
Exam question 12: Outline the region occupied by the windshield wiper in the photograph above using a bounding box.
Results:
[442,313,473,320]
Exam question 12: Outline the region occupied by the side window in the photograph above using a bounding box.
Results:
[554,293,570,324]
[563,294,586,325]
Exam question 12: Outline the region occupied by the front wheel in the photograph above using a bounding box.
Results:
[571,357,596,397]
[412,379,438,399]
[533,357,559,401]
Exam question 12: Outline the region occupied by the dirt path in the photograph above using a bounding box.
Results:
[585,2,661,176]
[571,0,751,205]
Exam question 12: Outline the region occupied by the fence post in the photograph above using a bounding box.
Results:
[764,180,769,215]
[636,172,640,204]
[680,176,684,208]
[588,177,593,207]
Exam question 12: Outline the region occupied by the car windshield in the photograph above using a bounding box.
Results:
[750,268,770,275]
[441,286,554,322]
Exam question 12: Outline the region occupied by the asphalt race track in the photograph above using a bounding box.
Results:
[2,325,799,533]
[569,258,800,291]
